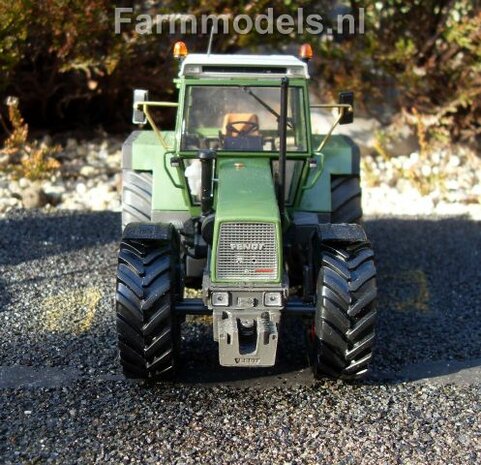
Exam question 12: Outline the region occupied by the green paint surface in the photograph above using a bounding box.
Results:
[299,135,357,211]
[214,158,280,223]
[131,130,189,211]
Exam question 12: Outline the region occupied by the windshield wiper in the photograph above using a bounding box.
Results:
[242,87,294,129]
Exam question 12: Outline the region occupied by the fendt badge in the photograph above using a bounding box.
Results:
[229,243,265,251]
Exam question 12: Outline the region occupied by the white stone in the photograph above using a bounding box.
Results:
[44,184,66,195]
[98,147,108,160]
[449,155,460,167]
[421,165,431,177]
[107,154,120,168]
[395,179,412,194]
[66,138,77,150]
[76,146,88,157]
[445,180,459,191]
[8,181,20,193]
[431,151,441,164]
[80,166,97,177]
[76,183,87,195]
[472,184,481,196]
[409,152,420,163]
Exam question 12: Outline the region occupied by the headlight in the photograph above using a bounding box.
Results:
[264,292,283,307]
[212,291,230,307]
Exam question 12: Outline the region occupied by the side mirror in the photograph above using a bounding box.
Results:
[132,89,149,125]
[338,91,354,125]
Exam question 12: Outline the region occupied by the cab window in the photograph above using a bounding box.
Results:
[181,86,307,152]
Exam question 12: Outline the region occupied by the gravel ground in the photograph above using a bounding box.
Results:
[1,210,480,464]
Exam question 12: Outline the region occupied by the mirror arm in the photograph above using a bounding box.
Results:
[315,108,343,153]
[310,104,352,153]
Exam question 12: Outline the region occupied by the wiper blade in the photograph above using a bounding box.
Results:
[243,86,279,119]
[243,87,294,129]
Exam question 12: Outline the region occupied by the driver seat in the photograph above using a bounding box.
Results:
[221,113,263,150]
[222,113,260,137]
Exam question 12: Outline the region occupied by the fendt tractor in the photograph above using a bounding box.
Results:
[115,42,377,381]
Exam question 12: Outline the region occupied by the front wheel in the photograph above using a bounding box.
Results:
[115,232,182,380]
[311,242,377,380]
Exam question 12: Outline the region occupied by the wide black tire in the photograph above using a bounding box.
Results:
[122,170,152,230]
[115,236,181,380]
[331,175,362,224]
[312,243,377,380]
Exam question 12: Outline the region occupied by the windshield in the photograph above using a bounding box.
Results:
[181,86,307,152]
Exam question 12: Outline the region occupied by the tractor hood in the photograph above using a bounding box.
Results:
[210,157,282,284]
[214,157,280,223]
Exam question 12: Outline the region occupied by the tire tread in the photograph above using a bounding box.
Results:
[331,175,362,224]
[122,171,153,229]
[115,237,179,380]
[314,243,377,379]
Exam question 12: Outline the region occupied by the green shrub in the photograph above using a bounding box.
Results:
[0,0,479,144]
[310,1,481,144]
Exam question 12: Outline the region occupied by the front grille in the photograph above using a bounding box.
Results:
[216,222,278,281]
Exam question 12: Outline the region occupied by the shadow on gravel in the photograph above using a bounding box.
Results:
[0,278,10,310]
[365,216,481,384]
[1,211,480,386]
[0,209,120,266]
[176,317,313,386]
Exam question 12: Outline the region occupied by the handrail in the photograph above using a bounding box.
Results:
[302,152,324,191]
[134,101,179,149]
[302,103,352,191]
[163,151,184,189]
[133,101,184,190]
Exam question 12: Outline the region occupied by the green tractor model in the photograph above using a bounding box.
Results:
[116,43,377,381]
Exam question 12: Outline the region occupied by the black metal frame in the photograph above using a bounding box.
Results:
[175,298,315,317]
[277,77,289,220]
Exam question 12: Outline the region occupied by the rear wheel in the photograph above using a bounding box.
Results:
[331,175,362,224]
[311,242,377,380]
[122,170,152,230]
[115,232,182,379]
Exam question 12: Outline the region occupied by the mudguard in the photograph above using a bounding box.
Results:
[122,222,174,242]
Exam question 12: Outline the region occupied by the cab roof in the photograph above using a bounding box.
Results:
[179,54,309,79]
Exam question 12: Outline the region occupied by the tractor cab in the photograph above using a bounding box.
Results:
[177,54,310,148]
[175,53,312,208]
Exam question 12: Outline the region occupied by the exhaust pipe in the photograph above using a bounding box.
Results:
[278,77,289,220]
[198,149,216,216]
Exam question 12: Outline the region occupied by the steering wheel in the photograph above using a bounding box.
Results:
[226,120,259,136]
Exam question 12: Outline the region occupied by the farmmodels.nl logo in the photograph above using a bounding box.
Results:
[114,8,365,36]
